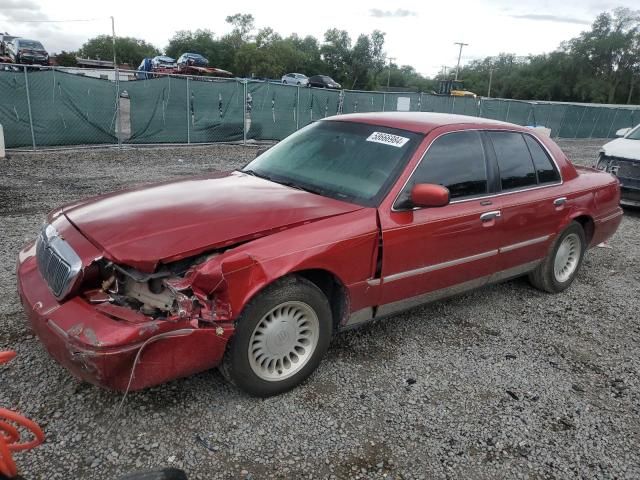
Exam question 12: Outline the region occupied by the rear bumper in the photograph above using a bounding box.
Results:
[593,207,624,246]
[17,243,233,391]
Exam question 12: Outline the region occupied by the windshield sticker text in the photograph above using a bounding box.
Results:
[366,132,410,148]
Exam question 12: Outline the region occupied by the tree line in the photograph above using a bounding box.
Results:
[55,8,639,104]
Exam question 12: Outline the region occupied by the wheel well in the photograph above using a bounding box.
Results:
[573,215,595,244]
[295,269,348,332]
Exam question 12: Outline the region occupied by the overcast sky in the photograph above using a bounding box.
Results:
[1,0,637,76]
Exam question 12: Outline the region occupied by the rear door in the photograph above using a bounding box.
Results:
[485,131,564,272]
[378,130,504,314]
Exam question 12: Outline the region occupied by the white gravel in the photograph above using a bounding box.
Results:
[1,140,639,479]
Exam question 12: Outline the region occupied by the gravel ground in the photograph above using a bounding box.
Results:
[1,139,639,480]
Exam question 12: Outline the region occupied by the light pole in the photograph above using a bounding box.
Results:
[454,42,468,80]
[386,57,396,90]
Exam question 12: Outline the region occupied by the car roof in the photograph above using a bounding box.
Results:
[326,112,519,134]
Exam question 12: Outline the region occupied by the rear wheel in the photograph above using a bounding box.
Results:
[220,276,332,397]
[528,221,586,293]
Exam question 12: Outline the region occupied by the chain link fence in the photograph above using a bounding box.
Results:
[1,66,640,149]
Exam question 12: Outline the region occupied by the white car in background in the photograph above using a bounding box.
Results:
[281,73,309,86]
[597,124,640,207]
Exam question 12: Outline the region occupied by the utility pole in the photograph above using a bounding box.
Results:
[441,66,448,78]
[454,42,468,80]
[111,16,121,147]
[386,57,396,90]
[487,68,493,98]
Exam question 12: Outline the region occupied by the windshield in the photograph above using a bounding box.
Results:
[18,40,44,50]
[242,121,422,207]
[627,125,640,140]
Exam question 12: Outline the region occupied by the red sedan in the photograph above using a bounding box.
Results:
[17,113,623,397]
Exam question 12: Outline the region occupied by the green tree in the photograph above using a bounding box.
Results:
[54,50,77,67]
[78,35,160,67]
[321,29,352,84]
[457,9,640,104]
[566,8,640,103]
[165,29,231,68]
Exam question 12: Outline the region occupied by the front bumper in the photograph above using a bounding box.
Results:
[620,186,640,207]
[18,56,49,66]
[17,242,233,391]
[597,155,640,207]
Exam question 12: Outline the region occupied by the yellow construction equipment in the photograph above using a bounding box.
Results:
[438,80,476,97]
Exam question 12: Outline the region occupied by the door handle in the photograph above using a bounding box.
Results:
[480,210,501,222]
[554,197,567,206]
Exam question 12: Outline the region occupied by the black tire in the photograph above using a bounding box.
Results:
[528,221,586,293]
[220,275,332,397]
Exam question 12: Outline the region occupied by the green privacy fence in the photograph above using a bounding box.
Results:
[1,66,639,148]
[0,68,117,148]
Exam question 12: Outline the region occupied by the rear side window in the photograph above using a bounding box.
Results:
[397,131,487,206]
[488,132,537,191]
[524,136,561,184]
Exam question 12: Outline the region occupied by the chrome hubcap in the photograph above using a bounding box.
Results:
[554,233,581,283]
[248,301,319,382]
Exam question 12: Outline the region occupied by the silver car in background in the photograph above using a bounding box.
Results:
[281,73,308,86]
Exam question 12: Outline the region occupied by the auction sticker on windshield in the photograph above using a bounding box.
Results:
[366,132,410,148]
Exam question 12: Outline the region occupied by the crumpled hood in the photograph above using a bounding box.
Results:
[62,171,362,272]
[602,138,640,161]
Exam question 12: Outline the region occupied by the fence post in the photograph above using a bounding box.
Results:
[382,92,386,112]
[23,66,36,150]
[114,68,121,148]
[243,80,247,145]
[505,100,511,123]
[296,85,300,131]
[186,76,191,144]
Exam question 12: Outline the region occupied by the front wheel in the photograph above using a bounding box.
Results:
[220,276,332,397]
[528,221,586,293]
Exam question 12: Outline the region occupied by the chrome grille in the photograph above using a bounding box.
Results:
[603,156,640,180]
[35,225,82,299]
[614,160,640,179]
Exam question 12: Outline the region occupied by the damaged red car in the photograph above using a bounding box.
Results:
[17,113,623,397]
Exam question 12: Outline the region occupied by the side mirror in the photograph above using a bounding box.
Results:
[615,127,631,138]
[410,183,450,208]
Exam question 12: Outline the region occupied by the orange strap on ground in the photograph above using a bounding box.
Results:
[0,351,45,478]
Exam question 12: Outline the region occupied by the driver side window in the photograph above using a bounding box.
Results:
[395,131,488,208]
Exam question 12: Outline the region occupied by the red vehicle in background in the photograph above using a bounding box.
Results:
[16,113,622,397]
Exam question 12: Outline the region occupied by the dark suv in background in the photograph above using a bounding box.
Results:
[308,75,341,89]
[8,38,49,65]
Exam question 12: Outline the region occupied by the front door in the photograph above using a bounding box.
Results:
[377,129,504,315]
